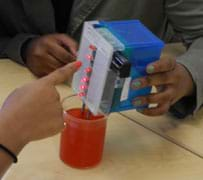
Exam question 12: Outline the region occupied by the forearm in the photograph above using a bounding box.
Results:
[0,150,13,178]
[0,114,26,178]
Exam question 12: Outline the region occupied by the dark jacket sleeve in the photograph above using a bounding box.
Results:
[0,34,37,65]
[165,0,203,118]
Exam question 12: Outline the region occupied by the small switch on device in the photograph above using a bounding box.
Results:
[111,52,131,78]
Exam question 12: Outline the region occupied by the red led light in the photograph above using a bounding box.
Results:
[78,92,86,97]
[80,85,87,90]
[86,54,93,61]
[89,44,97,51]
[81,77,89,83]
[85,67,92,73]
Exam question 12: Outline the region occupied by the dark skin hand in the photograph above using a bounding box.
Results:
[131,55,195,116]
[25,34,78,77]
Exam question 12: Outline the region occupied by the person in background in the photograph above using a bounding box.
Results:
[0,61,82,178]
[0,0,202,118]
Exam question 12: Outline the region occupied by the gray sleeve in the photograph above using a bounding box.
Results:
[0,33,37,65]
[165,0,203,117]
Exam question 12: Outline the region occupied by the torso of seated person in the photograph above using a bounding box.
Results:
[51,0,74,33]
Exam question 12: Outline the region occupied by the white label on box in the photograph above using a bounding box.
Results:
[120,77,131,101]
[82,22,114,114]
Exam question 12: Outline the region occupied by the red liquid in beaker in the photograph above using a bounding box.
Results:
[60,108,106,169]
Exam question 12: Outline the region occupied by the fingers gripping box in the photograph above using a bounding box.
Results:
[72,20,164,115]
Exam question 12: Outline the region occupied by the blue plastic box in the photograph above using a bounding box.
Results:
[99,20,165,112]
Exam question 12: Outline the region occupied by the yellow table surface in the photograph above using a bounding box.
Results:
[1,44,203,180]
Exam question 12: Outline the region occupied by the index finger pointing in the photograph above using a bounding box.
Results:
[42,61,82,85]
